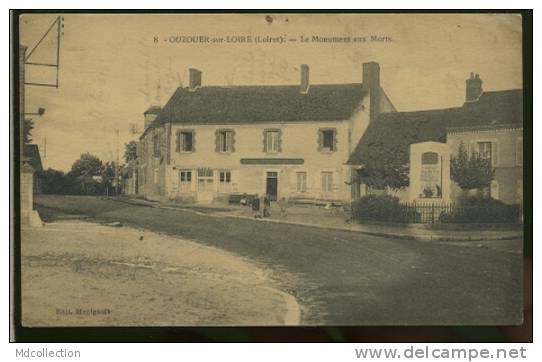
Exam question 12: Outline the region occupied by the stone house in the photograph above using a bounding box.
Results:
[348,73,523,205]
[135,62,395,203]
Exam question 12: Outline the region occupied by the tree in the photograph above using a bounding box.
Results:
[360,143,410,190]
[102,161,117,196]
[69,153,104,195]
[450,142,495,191]
[23,118,34,144]
[124,141,138,163]
[38,168,68,194]
[70,153,103,177]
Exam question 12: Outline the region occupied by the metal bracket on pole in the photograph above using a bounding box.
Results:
[24,16,63,88]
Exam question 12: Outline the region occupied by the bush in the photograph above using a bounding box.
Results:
[439,196,521,224]
[352,194,413,223]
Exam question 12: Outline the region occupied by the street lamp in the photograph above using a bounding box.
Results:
[24,107,46,116]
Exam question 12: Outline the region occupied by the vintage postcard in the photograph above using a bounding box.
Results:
[14,12,526,330]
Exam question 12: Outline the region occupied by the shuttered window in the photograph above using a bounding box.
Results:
[296,172,307,193]
[176,131,194,152]
[216,129,235,153]
[321,172,333,193]
[263,129,282,152]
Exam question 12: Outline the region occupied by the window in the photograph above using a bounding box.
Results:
[176,131,194,152]
[319,128,337,152]
[263,129,281,152]
[219,170,231,183]
[516,137,523,166]
[153,134,160,157]
[477,141,492,161]
[321,171,333,193]
[219,170,232,192]
[179,170,192,192]
[296,172,307,193]
[216,130,235,153]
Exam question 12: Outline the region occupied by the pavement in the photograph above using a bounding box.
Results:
[120,196,524,242]
[21,220,300,326]
[33,195,524,326]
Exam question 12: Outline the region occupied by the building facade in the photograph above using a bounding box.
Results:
[348,73,523,205]
[447,125,523,204]
[135,62,395,203]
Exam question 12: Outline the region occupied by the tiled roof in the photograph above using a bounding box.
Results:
[347,89,523,165]
[154,84,368,125]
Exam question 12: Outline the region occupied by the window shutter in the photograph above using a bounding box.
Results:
[175,131,180,152]
[491,141,499,167]
[290,171,297,193]
[317,130,323,151]
[333,171,339,191]
[333,129,338,152]
[228,131,235,152]
[215,130,220,153]
[191,131,196,152]
[321,172,327,192]
[277,129,282,152]
[273,133,278,151]
[263,130,268,152]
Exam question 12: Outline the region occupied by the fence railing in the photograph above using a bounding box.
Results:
[352,200,521,224]
[398,201,454,224]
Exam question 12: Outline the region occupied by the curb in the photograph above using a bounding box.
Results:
[116,198,523,242]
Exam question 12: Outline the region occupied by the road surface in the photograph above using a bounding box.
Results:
[34,195,523,325]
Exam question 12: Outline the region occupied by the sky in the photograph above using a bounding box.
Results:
[19,13,522,171]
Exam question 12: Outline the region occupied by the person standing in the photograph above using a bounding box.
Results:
[263,194,271,218]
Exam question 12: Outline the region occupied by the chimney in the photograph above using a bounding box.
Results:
[188,68,202,90]
[465,72,483,102]
[300,64,310,94]
[362,62,381,121]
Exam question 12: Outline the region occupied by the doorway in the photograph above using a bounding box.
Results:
[197,168,214,203]
[266,172,278,201]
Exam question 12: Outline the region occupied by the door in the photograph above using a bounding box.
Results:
[266,172,278,201]
[197,168,214,203]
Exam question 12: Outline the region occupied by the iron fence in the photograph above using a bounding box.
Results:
[398,201,454,224]
[352,199,521,224]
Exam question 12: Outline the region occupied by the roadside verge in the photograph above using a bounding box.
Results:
[21,220,301,326]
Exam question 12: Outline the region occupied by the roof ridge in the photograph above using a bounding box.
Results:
[175,83,364,90]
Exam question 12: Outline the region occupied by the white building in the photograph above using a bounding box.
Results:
[136,62,395,204]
